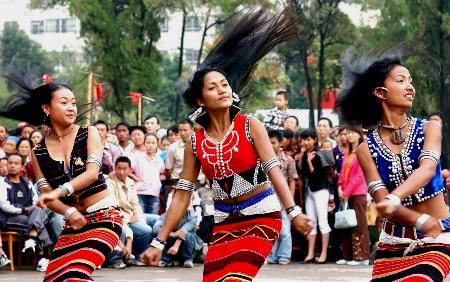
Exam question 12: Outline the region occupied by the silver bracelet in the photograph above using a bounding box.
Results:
[419,150,440,165]
[87,153,102,167]
[287,205,302,221]
[368,180,387,197]
[63,182,75,196]
[176,179,196,193]
[385,194,401,211]
[415,213,431,231]
[150,238,166,251]
[63,207,78,221]
[263,157,281,174]
[36,178,50,192]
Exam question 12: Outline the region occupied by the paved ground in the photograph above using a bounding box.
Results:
[0,263,374,282]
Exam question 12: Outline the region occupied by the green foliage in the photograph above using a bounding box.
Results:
[0,21,53,90]
[69,0,162,120]
[356,0,449,117]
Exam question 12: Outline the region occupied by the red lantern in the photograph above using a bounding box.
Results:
[42,73,53,84]
[130,91,142,105]
[95,82,103,101]
[307,53,315,66]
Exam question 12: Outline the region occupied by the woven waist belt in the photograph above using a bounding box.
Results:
[383,217,450,240]
[214,188,275,215]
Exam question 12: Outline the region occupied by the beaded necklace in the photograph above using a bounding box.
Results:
[371,118,426,205]
[201,122,240,179]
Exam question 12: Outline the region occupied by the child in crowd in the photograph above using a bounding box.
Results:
[267,130,298,264]
[264,91,290,130]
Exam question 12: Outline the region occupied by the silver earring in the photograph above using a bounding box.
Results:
[374,87,389,100]
[189,105,204,122]
[232,92,240,103]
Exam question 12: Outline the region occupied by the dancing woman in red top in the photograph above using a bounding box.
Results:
[141,8,313,282]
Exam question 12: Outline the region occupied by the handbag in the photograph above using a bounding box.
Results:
[334,201,357,229]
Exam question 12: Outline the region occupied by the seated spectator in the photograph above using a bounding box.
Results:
[107,156,153,265]
[153,204,203,268]
[0,234,11,268]
[0,154,52,256]
[4,136,18,157]
[18,139,33,180]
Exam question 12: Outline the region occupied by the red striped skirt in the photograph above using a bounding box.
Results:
[372,242,450,282]
[203,211,281,282]
[44,207,123,282]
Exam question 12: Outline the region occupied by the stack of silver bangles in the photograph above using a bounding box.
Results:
[36,178,50,192]
[263,157,281,174]
[419,150,440,165]
[87,153,102,167]
[150,238,166,251]
[286,205,302,221]
[368,180,386,197]
[176,179,196,193]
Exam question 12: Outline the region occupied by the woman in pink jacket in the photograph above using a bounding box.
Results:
[337,125,370,266]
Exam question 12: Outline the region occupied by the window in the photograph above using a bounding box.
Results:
[184,49,199,64]
[185,16,201,32]
[158,17,168,32]
[31,21,44,34]
[61,18,76,33]
[45,19,60,33]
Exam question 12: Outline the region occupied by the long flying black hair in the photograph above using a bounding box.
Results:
[0,64,77,126]
[183,7,297,109]
[335,46,407,128]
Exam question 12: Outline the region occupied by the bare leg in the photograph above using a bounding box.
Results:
[29,227,38,237]
[317,233,329,262]
[305,234,316,260]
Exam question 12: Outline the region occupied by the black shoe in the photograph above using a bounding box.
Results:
[300,258,315,264]
[314,258,327,264]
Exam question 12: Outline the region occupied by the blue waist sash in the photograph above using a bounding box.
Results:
[214,188,275,214]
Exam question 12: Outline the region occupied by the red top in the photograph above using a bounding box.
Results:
[194,114,258,180]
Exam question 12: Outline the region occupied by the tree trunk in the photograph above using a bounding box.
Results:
[197,8,211,68]
[112,80,125,121]
[437,0,449,160]
[317,35,325,123]
[175,8,186,122]
[301,49,315,128]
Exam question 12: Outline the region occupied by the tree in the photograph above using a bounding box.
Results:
[66,0,163,122]
[286,0,358,127]
[0,21,53,90]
